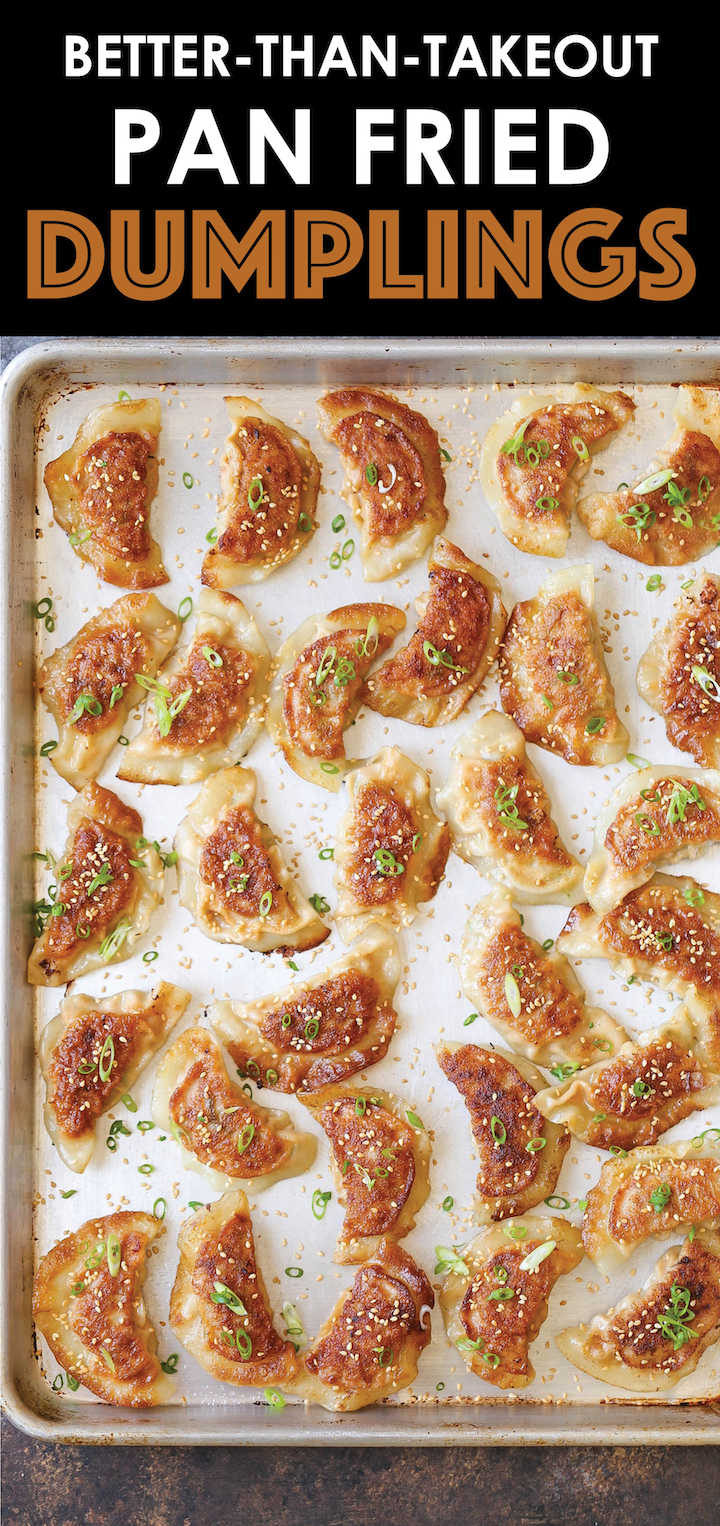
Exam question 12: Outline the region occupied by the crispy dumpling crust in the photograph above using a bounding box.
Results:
[498,564,629,766]
[436,1042,570,1223]
[44,399,168,588]
[151,1026,316,1193]
[201,397,321,586]
[582,1137,720,1274]
[39,981,190,1172]
[38,592,181,790]
[169,1188,298,1388]
[209,928,400,1094]
[457,887,628,1068]
[479,385,635,558]
[362,538,507,727]
[535,1009,720,1151]
[557,1229,720,1392]
[583,766,720,916]
[436,710,583,905]
[266,602,406,792]
[27,783,163,987]
[333,747,450,944]
[175,766,329,954]
[117,589,271,786]
[316,388,448,582]
[577,385,720,566]
[637,573,720,767]
[440,1217,583,1389]
[289,1238,433,1409]
[299,1083,431,1263]
[33,1210,172,1406]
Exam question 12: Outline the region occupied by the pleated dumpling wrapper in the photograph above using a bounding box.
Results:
[151,1026,316,1193]
[436,710,583,905]
[498,564,629,765]
[201,397,320,586]
[117,588,271,785]
[44,398,168,588]
[316,387,448,581]
[577,384,720,566]
[479,384,635,557]
[636,572,720,768]
[37,591,181,790]
[581,1135,720,1275]
[583,765,720,916]
[439,1217,583,1389]
[33,1210,173,1406]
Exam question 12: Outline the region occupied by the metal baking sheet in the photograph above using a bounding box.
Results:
[2,338,720,1446]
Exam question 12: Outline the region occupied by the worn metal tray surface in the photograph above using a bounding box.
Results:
[2,338,720,1446]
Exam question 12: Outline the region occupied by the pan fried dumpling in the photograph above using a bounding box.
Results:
[201,397,321,587]
[436,1042,570,1223]
[38,593,181,790]
[117,589,271,786]
[362,538,506,727]
[290,1239,433,1409]
[175,766,329,955]
[582,1137,720,1274]
[152,1026,316,1193]
[299,1085,431,1263]
[266,602,405,792]
[436,711,583,905]
[33,1210,172,1406]
[577,385,720,566]
[27,783,163,987]
[39,982,190,1172]
[557,874,720,1069]
[44,399,168,588]
[439,1217,583,1390]
[498,565,629,766]
[479,385,635,558]
[535,1009,720,1151]
[169,1188,298,1388]
[557,1229,720,1392]
[583,766,720,916]
[637,573,720,767]
[209,928,400,1094]
[333,747,450,944]
[457,888,628,1069]
[316,387,447,582]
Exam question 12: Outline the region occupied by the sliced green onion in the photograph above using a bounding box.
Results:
[285,1266,303,1278]
[143,949,159,963]
[519,1240,556,1272]
[503,1223,528,1241]
[545,1196,570,1210]
[211,1281,247,1314]
[202,645,223,668]
[635,469,675,495]
[355,1097,367,1117]
[40,740,58,756]
[650,1183,671,1213]
[463,1013,478,1027]
[504,972,521,1019]
[440,448,452,462]
[100,1348,116,1373]
[161,1353,180,1374]
[106,1234,121,1276]
[691,1127,720,1149]
[365,462,378,485]
[571,437,589,461]
[304,1018,319,1039]
[557,669,579,685]
[283,1302,306,1346]
[332,514,346,533]
[683,885,705,907]
[68,693,103,724]
[406,1110,424,1130]
[536,497,559,513]
[109,684,124,709]
[329,551,341,570]
[67,1373,80,1391]
[188,1202,204,1211]
[646,575,662,592]
[692,665,720,702]
[320,762,339,774]
[434,1244,470,1276]
[69,529,92,547]
[442,1196,454,1211]
[138,1163,155,1175]
[298,512,312,532]
[264,1388,285,1409]
[99,918,131,960]
[355,615,380,658]
[318,846,334,860]
[542,939,554,952]
[248,477,264,510]
[550,1061,580,1081]
[178,597,193,622]
[627,754,650,769]
[182,471,194,490]
[490,1116,507,1145]
[312,1190,331,1220]
[341,539,353,560]
[153,1198,166,1221]
[35,597,53,618]
[525,1137,546,1154]
[206,526,218,544]
[237,1123,255,1155]
[258,891,273,917]
[98,1035,115,1083]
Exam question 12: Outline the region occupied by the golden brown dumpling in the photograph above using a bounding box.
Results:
[436,710,583,905]
[201,397,320,586]
[577,385,720,566]
[39,982,190,1172]
[436,1041,570,1223]
[332,747,450,944]
[457,887,628,1069]
[362,538,506,727]
[169,1188,298,1388]
[289,1239,434,1409]
[117,589,271,786]
[33,1210,172,1406]
[28,783,163,987]
[266,602,405,792]
[151,1026,316,1193]
[439,1217,583,1389]
[557,1229,720,1392]
[498,564,629,766]
[43,399,167,588]
[175,766,329,955]
[582,1137,720,1274]
[299,1084,431,1262]
[583,766,720,916]
[209,928,400,1094]
[637,573,720,767]
[479,385,635,557]
[316,387,448,581]
[37,592,181,790]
